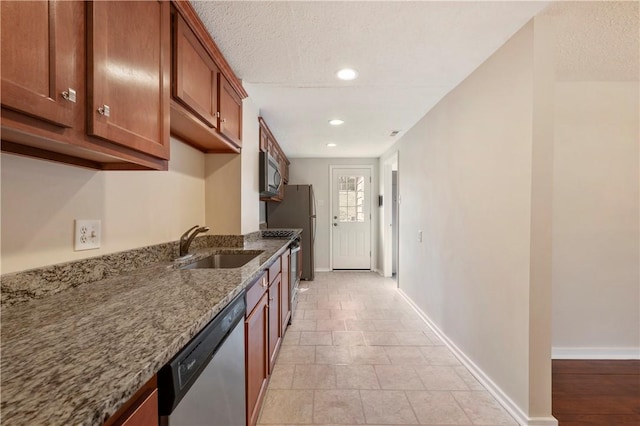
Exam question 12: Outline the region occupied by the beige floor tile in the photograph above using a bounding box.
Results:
[349,346,391,364]
[451,391,518,425]
[360,390,419,424]
[268,364,296,389]
[300,331,333,346]
[336,365,380,389]
[316,319,347,331]
[316,346,352,364]
[371,319,407,331]
[363,331,401,346]
[341,301,367,310]
[453,366,485,391]
[345,320,378,332]
[304,309,332,320]
[289,319,317,331]
[283,331,301,346]
[297,301,318,310]
[393,331,435,346]
[420,346,461,366]
[317,300,343,310]
[406,390,471,424]
[332,331,366,346]
[305,294,330,303]
[258,389,314,424]
[375,365,424,390]
[414,366,470,390]
[384,346,428,364]
[313,390,365,424]
[330,309,359,320]
[400,319,431,331]
[278,346,316,364]
[292,364,336,389]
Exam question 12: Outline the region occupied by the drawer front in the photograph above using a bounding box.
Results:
[246,272,268,315]
[268,258,281,284]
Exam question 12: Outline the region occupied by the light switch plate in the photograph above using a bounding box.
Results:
[75,219,101,251]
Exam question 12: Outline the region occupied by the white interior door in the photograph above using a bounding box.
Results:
[331,167,371,269]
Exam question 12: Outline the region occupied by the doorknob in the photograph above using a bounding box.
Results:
[333,223,338,227]
[333,216,337,220]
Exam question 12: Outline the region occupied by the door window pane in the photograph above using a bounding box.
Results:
[338,176,365,222]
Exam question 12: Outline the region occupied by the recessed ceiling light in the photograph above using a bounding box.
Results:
[329,119,344,126]
[326,143,337,147]
[337,68,358,80]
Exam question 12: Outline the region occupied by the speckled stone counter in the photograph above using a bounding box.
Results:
[0,232,299,426]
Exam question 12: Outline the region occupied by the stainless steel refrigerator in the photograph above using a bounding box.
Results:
[267,184,316,280]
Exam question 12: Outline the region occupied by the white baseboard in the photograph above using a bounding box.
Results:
[552,347,640,360]
[397,289,558,426]
[314,268,331,272]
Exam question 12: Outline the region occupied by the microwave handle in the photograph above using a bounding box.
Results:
[274,168,282,190]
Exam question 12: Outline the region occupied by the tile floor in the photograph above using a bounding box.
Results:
[257,272,518,425]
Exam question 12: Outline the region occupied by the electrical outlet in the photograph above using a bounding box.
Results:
[75,220,101,251]
[417,230,423,243]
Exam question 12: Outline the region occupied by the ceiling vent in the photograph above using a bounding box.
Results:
[390,130,400,137]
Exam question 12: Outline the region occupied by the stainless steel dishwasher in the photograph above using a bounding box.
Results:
[158,292,246,426]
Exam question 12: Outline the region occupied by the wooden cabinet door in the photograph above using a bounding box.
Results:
[268,274,282,373]
[87,0,170,160]
[118,389,158,426]
[173,12,218,129]
[245,293,269,426]
[219,75,242,148]
[0,0,78,127]
[259,125,268,152]
[281,250,291,330]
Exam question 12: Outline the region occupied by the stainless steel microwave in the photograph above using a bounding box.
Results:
[259,152,282,197]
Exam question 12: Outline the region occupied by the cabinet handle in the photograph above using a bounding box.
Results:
[221,118,227,123]
[61,88,77,103]
[97,105,110,117]
[269,297,274,302]
[261,278,268,288]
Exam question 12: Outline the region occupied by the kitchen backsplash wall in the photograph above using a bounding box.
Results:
[0,234,243,306]
[1,138,206,274]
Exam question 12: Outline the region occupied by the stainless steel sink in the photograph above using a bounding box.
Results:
[180,251,263,270]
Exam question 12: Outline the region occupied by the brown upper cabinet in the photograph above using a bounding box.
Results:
[87,0,170,161]
[0,1,76,128]
[259,117,290,202]
[169,2,247,153]
[1,0,170,170]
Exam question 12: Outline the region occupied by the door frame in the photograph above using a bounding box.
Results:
[328,165,375,271]
[382,152,399,279]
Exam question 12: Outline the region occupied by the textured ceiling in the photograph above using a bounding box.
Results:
[545,1,639,82]
[192,1,549,158]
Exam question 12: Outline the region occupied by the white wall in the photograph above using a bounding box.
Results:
[204,96,261,235]
[552,81,640,357]
[1,138,205,274]
[288,158,379,271]
[380,21,554,422]
[241,97,261,234]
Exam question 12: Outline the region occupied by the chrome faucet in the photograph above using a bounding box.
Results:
[179,225,210,258]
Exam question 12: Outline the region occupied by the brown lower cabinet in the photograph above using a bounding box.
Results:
[246,250,290,426]
[103,376,158,426]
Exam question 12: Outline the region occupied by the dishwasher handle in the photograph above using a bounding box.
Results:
[158,291,246,415]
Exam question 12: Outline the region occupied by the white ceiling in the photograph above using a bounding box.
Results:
[192,1,550,158]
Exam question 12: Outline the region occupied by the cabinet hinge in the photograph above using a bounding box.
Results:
[216,111,220,118]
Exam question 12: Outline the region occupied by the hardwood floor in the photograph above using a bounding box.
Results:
[552,360,640,425]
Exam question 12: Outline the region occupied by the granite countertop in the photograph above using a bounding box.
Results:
[0,234,298,426]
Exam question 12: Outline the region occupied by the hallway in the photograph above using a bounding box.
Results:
[257,272,518,425]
